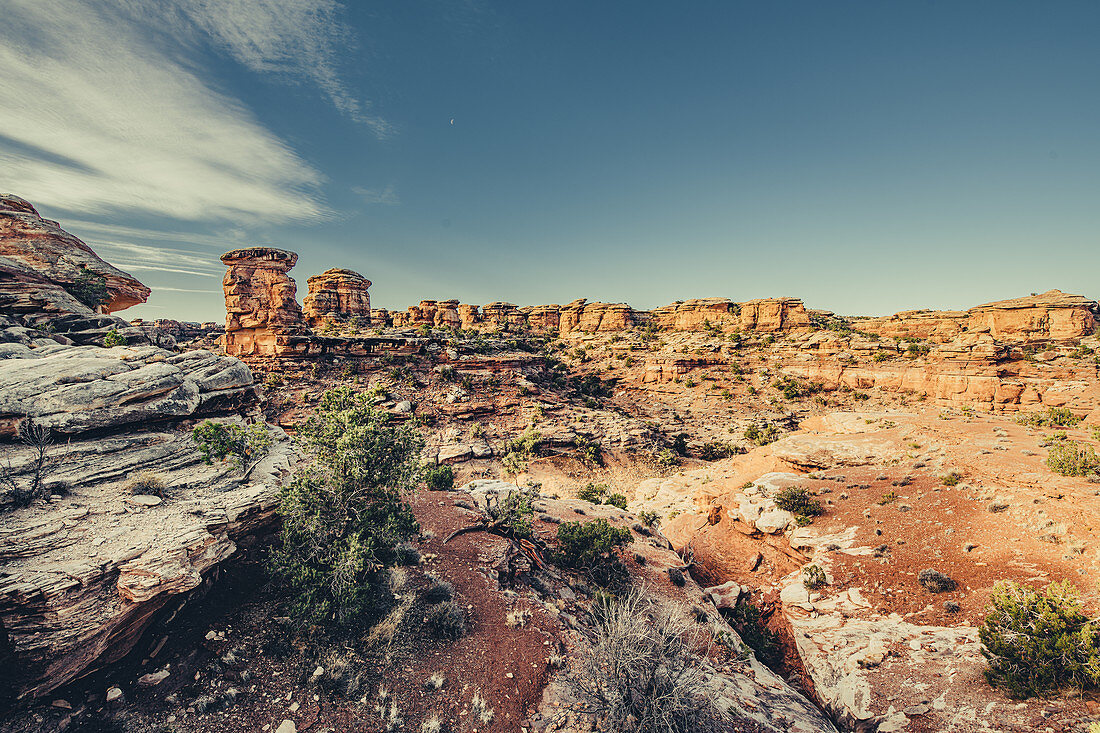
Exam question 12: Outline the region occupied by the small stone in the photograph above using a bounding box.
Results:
[126,494,163,507]
[138,669,170,687]
[106,687,123,703]
[311,665,324,679]
[51,700,72,710]
[275,721,297,733]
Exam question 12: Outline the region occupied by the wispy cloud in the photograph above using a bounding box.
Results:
[167,0,392,138]
[0,0,377,224]
[353,184,401,206]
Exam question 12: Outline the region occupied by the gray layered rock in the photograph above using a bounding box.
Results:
[0,343,256,437]
[0,342,289,701]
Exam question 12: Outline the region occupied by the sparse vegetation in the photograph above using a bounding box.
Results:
[269,387,422,628]
[743,421,781,446]
[191,420,272,472]
[1,419,55,508]
[122,470,167,496]
[1047,440,1100,476]
[1016,407,1082,428]
[773,486,824,519]
[102,329,127,347]
[569,586,731,732]
[67,266,110,309]
[696,440,742,461]
[980,580,1100,698]
[802,564,827,590]
[940,471,963,486]
[577,482,627,509]
[423,463,454,491]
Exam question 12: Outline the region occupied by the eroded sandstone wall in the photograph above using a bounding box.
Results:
[221,247,308,357]
[302,268,371,328]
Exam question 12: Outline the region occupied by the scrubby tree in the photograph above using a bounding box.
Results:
[980,580,1100,697]
[270,387,423,627]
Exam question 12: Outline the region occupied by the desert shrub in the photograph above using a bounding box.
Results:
[774,486,824,517]
[555,519,632,584]
[569,586,731,732]
[668,567,685,586]
[573,435,603,465]
[1,419,55,508]
[802,565,827,590]
[696,441,742,461]
[773,376,822,400]
[744,422,781,446]
[480,485,537,539]
[605,492,628,509]
[672,433,689,455]
[421,574,454,604]
[940,471,963,486]
[269,387,422,627]
[639,510,661,528]
[721,598,781,668]
[471,692,495,724]
[123,470,167,496]
[1017,408,1082,428]
[424,464,454,491]
[67,266,109,309]
[653,448,679,467]
[1047,441,1100,477]
[502,425,541,477]
[577,483,628,509]
[424,601,467,640]
[192,421,272,471]
[102,329,127,347]
[918,569,957,593]
[980,580,1100,697]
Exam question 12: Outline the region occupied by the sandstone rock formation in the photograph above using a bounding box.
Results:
[221,247,309,357]
[650,297,740,331]
[0,195,150,319]
[0,341,287,701]
[302,268,371,329]
[738,297,812,332]
[967,289,1097,342]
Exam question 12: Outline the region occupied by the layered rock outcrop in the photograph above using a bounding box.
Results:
[651,298,740,331]
[0,195,150,318]
[302,268,371,329]
[738,297,812,332]
[967,289,1097,342]
[858,290,1098,344]
[0,341,288,701]
[221,248,309,357]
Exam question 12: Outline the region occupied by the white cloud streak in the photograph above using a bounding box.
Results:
[0,0,380,225]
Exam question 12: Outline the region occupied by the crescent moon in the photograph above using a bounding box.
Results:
[450,118,455,125]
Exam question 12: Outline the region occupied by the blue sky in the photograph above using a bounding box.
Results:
[2,1,1098,322]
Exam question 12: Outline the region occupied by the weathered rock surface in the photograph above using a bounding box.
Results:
[302,268,371,329]
[221,247,309,357]
[0,342,286,701]
[0,343,256,438]
[0,194,150,317]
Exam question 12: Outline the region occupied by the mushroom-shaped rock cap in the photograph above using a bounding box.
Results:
[307,268,372,288]
[220,247,298,268]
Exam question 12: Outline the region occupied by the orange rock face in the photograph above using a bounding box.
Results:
[302,268,371,328]
[857,310,968,342]
[221,247,308,357]
[738,297,812,332]
[0,194,150,316]
[967,290,1097,342]
[651,298,740,331]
